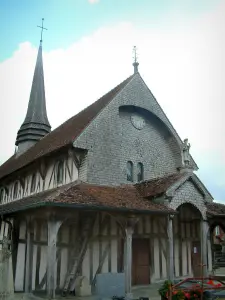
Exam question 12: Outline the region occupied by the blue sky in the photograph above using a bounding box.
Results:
[0,0,224,201]
[0,0,221,61]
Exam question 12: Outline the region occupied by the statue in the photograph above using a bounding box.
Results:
[183,138,191,167]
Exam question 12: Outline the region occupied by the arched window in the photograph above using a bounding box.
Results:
[57,161,64,184]
[137,162,144,182]
[30,174,36,193]
[13,182,18,199]
[127,161,133,182]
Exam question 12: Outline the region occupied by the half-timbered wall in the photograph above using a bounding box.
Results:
[12,211,212,292]
[0,153,79,205]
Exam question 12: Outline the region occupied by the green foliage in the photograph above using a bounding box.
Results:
[158,280,185,300]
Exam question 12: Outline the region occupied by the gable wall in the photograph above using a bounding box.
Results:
[74,74,182,185]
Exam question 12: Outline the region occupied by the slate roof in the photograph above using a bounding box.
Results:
[0,181,175,215]
[0,74,134,180]
[206,202,225,216]
[135,172,186,198]
[16,43,51,146]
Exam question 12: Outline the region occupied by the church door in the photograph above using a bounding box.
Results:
[132,239,150,285]
[191,241,201,277]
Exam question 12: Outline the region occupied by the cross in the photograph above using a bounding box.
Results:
[37,18,47,43]
[133,46,138,63]
[132,46,139,73]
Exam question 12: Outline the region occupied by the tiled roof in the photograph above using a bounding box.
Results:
[206,202,225,216]
[0,181,175,215]
[135,172,185,198]
[0,74,134,180]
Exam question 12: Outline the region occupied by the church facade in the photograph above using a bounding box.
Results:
[0,40,222,299]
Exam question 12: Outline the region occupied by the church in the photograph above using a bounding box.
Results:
[1,33,225,299]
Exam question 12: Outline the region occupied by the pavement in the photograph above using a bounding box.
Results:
[12,284,161,300]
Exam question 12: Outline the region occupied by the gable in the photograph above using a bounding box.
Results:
[74,73,197,168]
[73,73,197,185]
[169,179,207,218]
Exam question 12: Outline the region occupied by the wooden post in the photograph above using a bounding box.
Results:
[47,216,62,299]
[124,226,133,300]
[124,216,138,300]
[25,217,34,293]
[168,215,174,282]
[201,219,208,277]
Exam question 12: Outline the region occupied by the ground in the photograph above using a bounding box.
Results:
[13,284,161,300]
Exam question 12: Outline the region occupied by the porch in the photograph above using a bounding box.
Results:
[3,201,211,299]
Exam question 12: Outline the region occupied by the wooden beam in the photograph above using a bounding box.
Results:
[12,218,20,282]
[35,220,42,290]
[68,149,81,169]
[47,217,63,299]
[92,241,110,286]
[62,214,98,294]
[124,216,138,300]
[167,215,174,281]
[39,159,48,180]
[25,217,34,293]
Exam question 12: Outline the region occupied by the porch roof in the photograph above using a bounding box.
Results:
[135,172,186,198]
[206,202,225,217]
[0,181,176,215]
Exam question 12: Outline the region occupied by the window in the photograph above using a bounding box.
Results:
[57,161,64,184]
[137,162,144,182]
[215,226,220,236]
[127,161,133,182]
[13,182,18,199]
[30,174,36,193]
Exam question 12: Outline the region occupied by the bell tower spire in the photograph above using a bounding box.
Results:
[16,18,51,154]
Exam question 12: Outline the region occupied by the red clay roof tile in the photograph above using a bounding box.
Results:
[0,181,175,215]
[135,172,185,198]
[206,202,225,216]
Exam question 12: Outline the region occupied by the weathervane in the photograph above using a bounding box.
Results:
[37,18,47,43]
[132,46,139,74]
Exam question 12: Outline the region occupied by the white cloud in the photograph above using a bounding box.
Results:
[0,1,225,194]
[88,0,99,4]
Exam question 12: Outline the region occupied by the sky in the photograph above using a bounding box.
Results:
[0,0,224,202]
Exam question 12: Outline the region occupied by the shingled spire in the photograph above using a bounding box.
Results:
[16,19,51,154]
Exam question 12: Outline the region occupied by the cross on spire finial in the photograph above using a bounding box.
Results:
[132,46,139,74]
[133,46,138,63]
[37,18,47,44]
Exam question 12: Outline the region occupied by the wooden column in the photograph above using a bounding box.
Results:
[47,216,62,299]
[201,219,208,276]
[124,226,133,299]
[124,216,138,300]
[168,215,174,282]
[25,217,34,293]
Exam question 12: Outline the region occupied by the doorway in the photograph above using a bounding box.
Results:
[191,241,201,277]
[132,238,150,285]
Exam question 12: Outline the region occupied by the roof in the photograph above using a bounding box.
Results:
[206,202,225,216]
[0,74,134,180]
[135,172,186,198]
[0,181,175,215]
